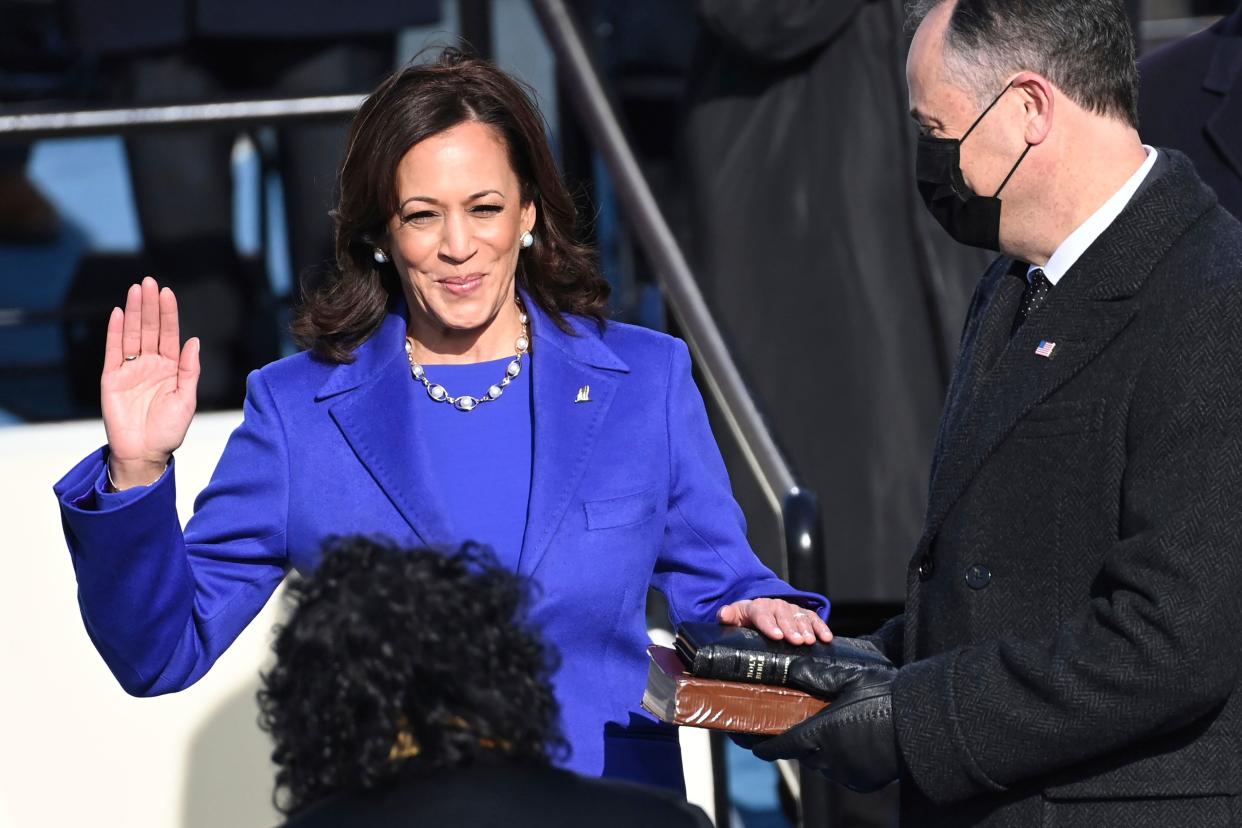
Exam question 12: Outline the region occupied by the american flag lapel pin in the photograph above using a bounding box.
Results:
[1035,340,1057,359]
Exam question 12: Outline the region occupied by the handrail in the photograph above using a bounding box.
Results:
[528,0,801,524]
[0,95,365,139]
[526,6,828,824]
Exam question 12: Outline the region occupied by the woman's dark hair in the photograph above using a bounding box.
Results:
[292,48,610,362]
[257,536,567,816]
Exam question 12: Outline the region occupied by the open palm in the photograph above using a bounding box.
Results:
[101,277,201,488]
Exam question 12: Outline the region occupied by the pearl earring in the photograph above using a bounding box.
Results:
[373,248,389,264]
[520,231,534,249]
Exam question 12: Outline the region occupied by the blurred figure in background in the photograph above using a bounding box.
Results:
[0,0,70,243]
[684,0,990,607]
[258,536,713,828]
[0,146,58,243]
[1139,0,1242,220]
[65,0,441,404]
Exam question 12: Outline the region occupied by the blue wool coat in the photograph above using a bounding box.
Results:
[54,297,827,786]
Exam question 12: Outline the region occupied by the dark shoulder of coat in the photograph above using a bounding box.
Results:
[282,763,714,828]
[1139,8,1242,221]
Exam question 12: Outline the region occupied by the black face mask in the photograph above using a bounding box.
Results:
[916,83,1033,251]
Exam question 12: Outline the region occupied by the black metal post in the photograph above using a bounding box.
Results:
[782,487,834,827]
[782,488,827,596]
[709,731,733,828]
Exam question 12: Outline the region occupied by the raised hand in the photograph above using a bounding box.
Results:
[101,276,201,489]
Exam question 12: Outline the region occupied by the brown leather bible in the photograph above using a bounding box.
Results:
[641,645,828,735]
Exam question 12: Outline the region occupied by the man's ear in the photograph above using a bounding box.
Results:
[1011,71,1055,146]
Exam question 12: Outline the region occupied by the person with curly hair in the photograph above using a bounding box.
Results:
[53,49,831,791]
[260,536,711,826]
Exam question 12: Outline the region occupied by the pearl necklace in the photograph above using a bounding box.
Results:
[404,307,530,412]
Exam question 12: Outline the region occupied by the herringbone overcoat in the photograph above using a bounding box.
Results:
[871,151,1242,826]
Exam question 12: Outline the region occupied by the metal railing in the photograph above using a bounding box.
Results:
[0,95,365,139]
[527,0,819,566]
[527,3,828,826]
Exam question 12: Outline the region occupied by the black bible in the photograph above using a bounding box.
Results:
[674,622,890,690]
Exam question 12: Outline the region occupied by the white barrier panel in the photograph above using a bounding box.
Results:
[0,414,719,826]
[0,413,283,828]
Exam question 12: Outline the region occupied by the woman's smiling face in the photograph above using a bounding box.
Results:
[385,120,535,342]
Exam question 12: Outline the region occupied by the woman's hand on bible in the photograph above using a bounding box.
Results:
[718,597,833,645]
[101,277,200,489]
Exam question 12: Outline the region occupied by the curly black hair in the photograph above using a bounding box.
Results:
[257,536,567,816]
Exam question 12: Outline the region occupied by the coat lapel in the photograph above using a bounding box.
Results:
[972,265,1028,375]
[925,263,1023,488]
[318,308,456,548]
[923,292,1138,539]
[920,151,1214,546]
[517,299,628,576]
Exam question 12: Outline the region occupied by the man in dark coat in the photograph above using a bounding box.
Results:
[751,0,1242,825]
[1139,1,1242,221]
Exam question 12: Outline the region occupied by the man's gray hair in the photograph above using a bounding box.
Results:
[906,0,1139,128]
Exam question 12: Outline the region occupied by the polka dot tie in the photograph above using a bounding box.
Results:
[1012,267,1052,336]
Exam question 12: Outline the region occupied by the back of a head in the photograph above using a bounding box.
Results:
[907,0,1139,128]
[257,536,566,817]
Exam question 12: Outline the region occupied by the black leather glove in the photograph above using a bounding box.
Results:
[751,638,899,793]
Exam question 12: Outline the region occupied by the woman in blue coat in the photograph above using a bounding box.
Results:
[53,51,831,791]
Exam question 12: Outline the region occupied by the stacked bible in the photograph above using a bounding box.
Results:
[641,622,883,736]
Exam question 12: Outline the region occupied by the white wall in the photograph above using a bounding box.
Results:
[0,413,284,828]
[0,413,718,827]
